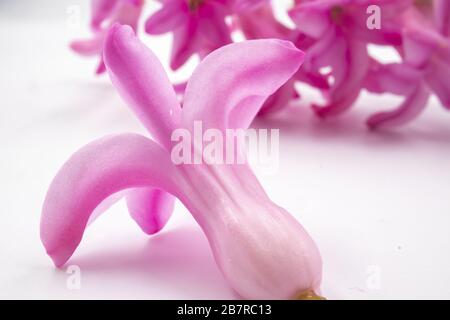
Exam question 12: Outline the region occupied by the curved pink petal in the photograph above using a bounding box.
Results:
[182,39,305,130]
[435,0,450,36]
[70,36,104,56]
[367,84,430,130]
[313,39,370,118]
[426,56,450,109]
[364,62,422,96]
[87,187,175,235]
[126,188,176,235]
[258,78,298,116]
[303,28,343,72]
[403,33,435,68]
[144,0,188,35]
[238,3,292,40]
[197,3,232,47]
[95,58,106,74]
[103,24,181,149]
[91,0,119,30]
[296,69,329,90]
[87,191,126,225]
[289,4,331,39]
[170,21,199,70]
[40,133,179,267]
[112,0,143,30]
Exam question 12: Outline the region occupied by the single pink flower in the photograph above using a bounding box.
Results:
[70,0,143,74]
[366,1,450,129]
[41,24,323,299]
[289,0,407,118]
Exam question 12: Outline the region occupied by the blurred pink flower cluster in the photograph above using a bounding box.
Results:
[72,0,450,129]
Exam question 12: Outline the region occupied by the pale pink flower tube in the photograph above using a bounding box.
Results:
[41,24,323,299]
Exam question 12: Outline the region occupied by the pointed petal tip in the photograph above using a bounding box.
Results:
[104,23,135,54]
[105,23,134,44]
[40,134,178,270]
[41,220,73,268]
[103,23,136,73]
[366,114,395,131]
[272,38,301,51]
[69,41,79,52]
[69,40,90,56]
[270,38,306,64]
[103,23,181,145]
[144,17,158,35]
[95,61,107,75]
[169,58,183,71]
[43,244,70,268]
[50,253,68,269]
[41,220,69,269]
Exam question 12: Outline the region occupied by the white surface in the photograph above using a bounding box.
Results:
[1,0,450,299]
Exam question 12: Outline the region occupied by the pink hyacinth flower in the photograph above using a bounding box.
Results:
[41,24,323,299]
[145,0,233,70]
[236,2,329,115]
[144,0,267,70]
[366,1,450,129]
[70,0,143,74]
[289,0,408,118]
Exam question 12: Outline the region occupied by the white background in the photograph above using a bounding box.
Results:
[1,0,450,299]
